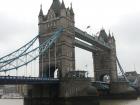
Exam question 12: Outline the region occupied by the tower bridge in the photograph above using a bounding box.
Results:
[0,0,138,105]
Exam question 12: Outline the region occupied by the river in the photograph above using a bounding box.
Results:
[100,97,140,105]
[0,98,140,105]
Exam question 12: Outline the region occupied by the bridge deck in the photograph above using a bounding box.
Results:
[91,81,110,90]
[0,76,59,85]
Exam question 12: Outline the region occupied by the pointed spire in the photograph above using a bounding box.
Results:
[70,2,74,15]
[39,4,43,16]
[101,26,104,30]
[60,0,65,9]
[99,28,108,42]
[51,0,61,9]
[111,33,115,41]
[108,30,111,38]
[70,2,72,9]
[50,0,61,16]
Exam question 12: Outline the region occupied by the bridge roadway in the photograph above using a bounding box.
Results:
[0,75,110,90]
[0,76,59,85]
[91,81,110,91]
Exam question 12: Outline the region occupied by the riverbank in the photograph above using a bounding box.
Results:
[0,99,23,105]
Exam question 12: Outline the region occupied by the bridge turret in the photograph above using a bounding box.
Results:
[50,0,61,17]
[60,0,66,17]
[70,3,74,16]
[70,3,75,21]
[107,32,116,46]
[109,34,117,82]
[94,29,118,82]
[108,31,111,42]
[38,0,75,78]
[38,5,44,23]
[98,29,108,43]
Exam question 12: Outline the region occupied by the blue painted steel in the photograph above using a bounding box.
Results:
[116,57,129,82]
[0,37,38,70]
[116,56,138,88]
[0,76,59,85]
[0,35,38,62]
[0,28,64,72]
[92,81,110,90]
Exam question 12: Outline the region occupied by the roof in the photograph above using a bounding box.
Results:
[39,5,43,16]
[99,29,108,42]
[50,0,61,16]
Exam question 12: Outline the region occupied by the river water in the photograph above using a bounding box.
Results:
[100,97,140,105]
[0,98,140,105]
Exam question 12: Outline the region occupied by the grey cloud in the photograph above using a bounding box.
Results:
[112,13,140,73]
[0,14,38,43]
[113,13,140,46]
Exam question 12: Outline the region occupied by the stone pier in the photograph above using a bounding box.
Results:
[24,78,99,105]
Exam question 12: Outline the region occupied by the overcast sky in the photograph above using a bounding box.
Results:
[0,0,140,77]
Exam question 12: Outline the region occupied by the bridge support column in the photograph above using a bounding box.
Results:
[109,82,137,99]
[58,78,99,105]
[93,49,117,82]
[24,84,60,105]
[24,78,100,105]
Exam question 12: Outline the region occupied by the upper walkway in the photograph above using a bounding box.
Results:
[74,27,111,50]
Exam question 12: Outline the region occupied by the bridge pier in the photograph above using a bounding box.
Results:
[24,78,99,105]
[109,82,137,99]
[24,84,60,105]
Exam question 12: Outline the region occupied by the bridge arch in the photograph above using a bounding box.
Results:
[45,65,59,78]
[99,74,110,83]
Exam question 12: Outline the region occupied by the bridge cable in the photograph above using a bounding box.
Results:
[116,56,139,88]
[33,59,36,77]
[49,47,51,78]
[4,71,6,76]
[26,65,27,77]
[16,69,18,76]
[41,52,44,78]
[31,45,33,77]
[0,28,64,73]
[8,70,10,76]
[55,41,57,77]
[0,36,38,68]
[116,56,129,82]
[31,59,33,77]
[25,55,27,76]
[16,58,18,76]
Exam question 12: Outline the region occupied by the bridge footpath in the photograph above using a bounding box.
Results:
[0,76,59,85]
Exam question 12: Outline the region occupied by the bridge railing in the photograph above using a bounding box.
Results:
[0,76,59,80]
[0,76,59,85]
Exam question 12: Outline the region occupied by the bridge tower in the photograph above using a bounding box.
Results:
[93,30,118,82]
[38,0,75,78]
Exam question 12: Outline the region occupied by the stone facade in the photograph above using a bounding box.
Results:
[38,0,75,78]
[93,29,117,82]
[93,30,118,82]
[39,0,118,83]
[59,78,97,97]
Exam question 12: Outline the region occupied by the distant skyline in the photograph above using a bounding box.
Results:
[0,0,140,77]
